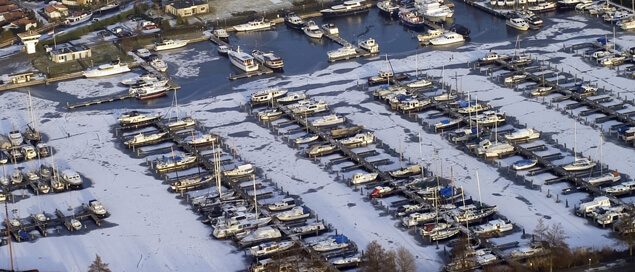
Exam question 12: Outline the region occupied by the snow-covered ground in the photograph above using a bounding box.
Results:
[1,10,634,272]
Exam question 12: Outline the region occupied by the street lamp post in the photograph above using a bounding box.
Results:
[589,258,591,269]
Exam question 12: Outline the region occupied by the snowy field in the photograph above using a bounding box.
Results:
[1,10,635,272]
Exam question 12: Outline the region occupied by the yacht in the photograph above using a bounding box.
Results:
[150,58,168,72]
[307,144,337,157]
[168,116,197,130]
[185,134,218,147]
[619,17,635,30]
[327,44,358,60]
[473,111,506,126]
[251,88,288,104]
[135,85,169,100]
[124,132,168,147]
[234,18,274,32]
[250,240,295,257]
[506,17,530,31]
[418,1,453,22]
[584,171,621,186]
[83,60,130,78]
[377,0,400,17]
[417,29,444,44]
[557,0,581,10]
[512,159,538,170]
[294,134,319,144]
[292,100,329,115]
[88,200,108,217]
[358,38,379,54]
[154,39,188,51]
[504,73,528,84]
[429,32,465,46]
[389,165,422,179]
[170,176,211,192]
[290,221,327,235]
[118,111,160,126]
[339,132,375,148]
[276,206,311,221]
[212,217,272,239]
[120,73,158,86]
[529,2,557,13]
[402,212,437,228]
[217,45,230,55]
[434,118,462,130]
[277,91,306,104]
[251,50,284,70]
[302,21,324,39]
[321,23,340,35]
[136,48,152,59]
[155,155,197,173]
[63,12,92,26]
[61,169,83,188]
[312,235,350,252]
[350,172,378,185]
[267,198,296,211]
[311,114,346,127]
[320,0,369,17]
[284,12,305,29]
[475,140,515,158]
[223,164,254,178]
[257,109,283,121]
[399,9,426,29]
[530,86,553,96]
[562,158,596,171]
[433,92,458,101]
[228,46,259,72]
[129,79,169,94]
[8,130,23,146]
[407,79,433,88]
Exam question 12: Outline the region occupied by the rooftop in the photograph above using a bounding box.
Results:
[51,44,90,55]
[167,0,207,9]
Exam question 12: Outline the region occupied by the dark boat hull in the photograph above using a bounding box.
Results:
[321,8,369,18]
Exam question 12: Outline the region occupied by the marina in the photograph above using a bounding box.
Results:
[1,0,635,271]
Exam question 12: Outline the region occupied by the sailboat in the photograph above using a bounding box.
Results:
[583,134,620,185]
[24,91,41,142]
[367,54,398,86]
[166,91,195,131]
[407,50,432,88]
[562,122,596,171]
[475,117,514,158]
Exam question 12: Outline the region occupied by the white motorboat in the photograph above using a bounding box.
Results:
[505,128,541,141]
[434,118,462,130]
[603,181,635,196]
[530,86,553,96]
[290,221,327,235]
[170,176,206,192]
[185,134,218,147]
[402,212,436,228]
[129,79,169,94]
[320,0,369,17]
[350,172,378,185]
[476,140,515,158]
[433,92,458,101]
[294,134,319,144]
[21,146,37,160]
[370,186,393,198]
[478,52,508,64]
[449,205,498,224]
[284,12,305,29]
[276,206,311,221]
[223,164,254,178]
[302,21,324,39]
[327,44,358,60]
[267,198,296,211]
[234,18,274,32]
[217,45,230,55]
[88,200,108,217]
[251,50,284,70]
[418,1,453,22]
[135,85,169,100]
[417,29,444,43]
[472,219,513,235]
[506,17,530,31]
[61,169,83,187]
[70,218,82,231]
[257,109,283,121]
[63,12,92,26]
[292,100,329,115]
[312,235,350,252]
[8,130,23,146]
[473,111,505,126]
[584,171,621,186]
[389,165,422,178]
[529,2,557,13]
[277,91,306,104]
[510,246,546,258]
[398,99,431,112]
[150,58,168,72]
[339,132,375,148]
[457,103,492,114]
[251,88,288,103]
[562,158,596,171]
[619,17,635,30]
[601,56,626,67]
[358,38,379,54]
[311,114,346,127]
[430,32,465,46]
[321,23,340,35]
[228,46,259,72]
[504,73,528,84]
[250,240,295,257]
[377,0,400,17]
[154,39,188,51]
[166,116,196,131]
[155,155,197,173]
[83,60,131,78]
[238,226,282,246]
[307,144,337,156]
[430,227,460,241]
[212,217,272,239]
[121,73,158,86]
[407,79,432,88]
[512,159,538,170]
[420,222,450,236]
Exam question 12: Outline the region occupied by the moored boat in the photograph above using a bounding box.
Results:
[275,206,311,221]
[512,159,538,170]
[223,164,255,178]
[251,50,284,70]
[327,44,358,60]
[302,21,324,39]
[154,39,188,51]
[320,0,369,17]
[429,31,465,46]
[284,12,305,29]
[228,46,259,72]
[233,18,274,32]
[83,60,130,78]
[350,172,378,185]
[358,38,379,54]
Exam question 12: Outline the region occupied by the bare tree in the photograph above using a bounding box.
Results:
[533,218,548,242]
[533,221,570,271]
[395,246,417,272]
[448,234,477,271]
[615,210,635,256]
[360,241,397,272]
[88,254,111,272]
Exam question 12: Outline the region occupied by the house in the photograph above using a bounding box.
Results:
[49,44,92,63]
[44,4,68,19]
[12,18,36,31]
[0,4,18,13]
[164,0,209,17]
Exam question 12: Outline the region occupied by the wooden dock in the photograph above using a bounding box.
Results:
[229,66,275,81]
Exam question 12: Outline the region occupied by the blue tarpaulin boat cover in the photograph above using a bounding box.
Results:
[333,235,349,244]
[440,187,454,198]
[18,229,29,240]
[596,37,609,46]
[459,100,476,108]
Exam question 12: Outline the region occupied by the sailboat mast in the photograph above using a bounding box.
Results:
[600,133,603,175]
[28,90,38,136]
[574,122,577,161]
[476,171,482,204]
[5,199,14,271]
[253,175,258,220]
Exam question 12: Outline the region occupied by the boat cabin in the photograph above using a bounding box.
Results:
[9,72,34,84]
